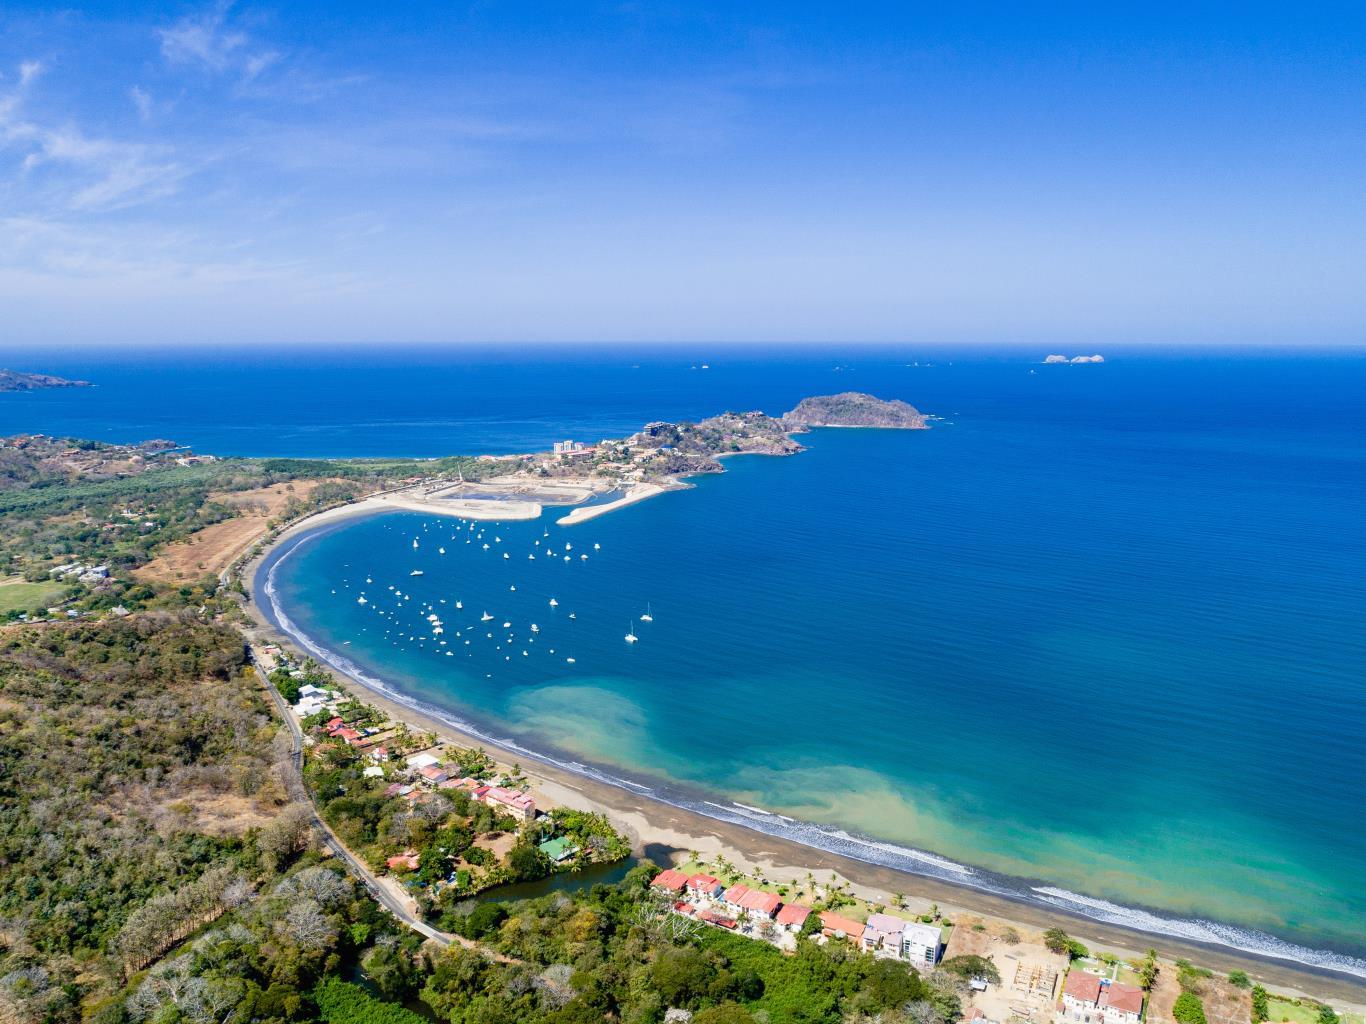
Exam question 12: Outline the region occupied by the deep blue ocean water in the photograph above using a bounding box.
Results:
[4,346,1364,973]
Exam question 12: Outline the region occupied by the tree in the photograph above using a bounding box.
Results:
[942,955,1002,986]
[694,1004,756,1024]
[507,841,552,882]
[1138,949,1159,991]
[1251,986,1270,1024]
[1317,1006,1340,1024]
[1043,928,1073,955]
[1173,992,1208,1024]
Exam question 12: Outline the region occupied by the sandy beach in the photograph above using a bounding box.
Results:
[556,481,677,525]
[238,504,1366,1009]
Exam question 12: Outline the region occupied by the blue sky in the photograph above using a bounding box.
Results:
[1,2,1363,346]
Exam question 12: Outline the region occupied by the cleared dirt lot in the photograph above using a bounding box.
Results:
[138,480,343,583]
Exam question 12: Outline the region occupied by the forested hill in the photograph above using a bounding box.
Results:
[0,369,91,391]
[782,392,928,429]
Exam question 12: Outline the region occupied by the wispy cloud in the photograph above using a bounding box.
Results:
[157,1,280,85]
[1,61,185,211]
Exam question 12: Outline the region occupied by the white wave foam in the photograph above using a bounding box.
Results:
[1032,888,1366,980]
[258,530,1366,983]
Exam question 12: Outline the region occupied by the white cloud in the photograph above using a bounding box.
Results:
[129,85,153,120]
[157,2,282,86]
[18,61,44,87]
[158,3,247,71]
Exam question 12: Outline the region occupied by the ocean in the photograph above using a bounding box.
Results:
[5,345,1365,974]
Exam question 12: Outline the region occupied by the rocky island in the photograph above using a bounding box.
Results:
[0,369,92,392]
[783,391,928,429]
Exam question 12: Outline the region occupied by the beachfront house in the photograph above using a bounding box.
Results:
[650,869,690,894]
[900,920,943,966]
[775,903,812,932]
[862,913,908,957]
[1062,971,1142,1024]
[736,888,782,920]
[687,874,725,899]
[482,785,536,820]
[820,911,865,944]
[1099,983,1145,1024]
[722,883,752,915]
[407,753,441,770]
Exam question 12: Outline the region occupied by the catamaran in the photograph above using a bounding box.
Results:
[409,569,424,576]
[625,623,638,643]
[640,603,653,622]
[548,597,559,607]
[480,611,493,621]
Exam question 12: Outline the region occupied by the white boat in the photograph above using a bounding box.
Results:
[357,596,368,605]
[563,555,571,562]
[568,612,576,619]
[593,543,601,550]
[566,656,576,664]
[640,602,653,622]
[481,612,493,621]
[503,552,510,560]
[580,554,588,560]
[455,600,463,609]
[548,598,558,607]
[439,547,445,554]
[528,553,536,560]
[410,570,424,576]
[482,543,490,550]
[530,624,540,633]
[625,624,638,644]
[412,539,419,549]
[365,577,373,584]
[509,584,516,591]
[502,621,511,628]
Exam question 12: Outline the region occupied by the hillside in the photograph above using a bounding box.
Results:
[0,369,91,392]
[783,392,928,429]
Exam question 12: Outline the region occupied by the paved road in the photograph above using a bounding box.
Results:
[247,641,524,963]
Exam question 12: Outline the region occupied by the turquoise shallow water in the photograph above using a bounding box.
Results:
[251,355,1366,977]
[6,344,1361,973]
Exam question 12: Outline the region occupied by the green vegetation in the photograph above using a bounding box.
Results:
[1228,969,1251,988]
[0,577,67,615]
[314,977,428,1024]
[1253,985,1271,1023]
[1172,991,1208,1024]
[1044,928,1088,960]
[941,955,1001,986]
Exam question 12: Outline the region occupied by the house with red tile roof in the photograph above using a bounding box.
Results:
[819,911,865,943]
[323,717,345,733]
[1061,972,1105,1022]
[418,765,449,784]
[482,785,535,820]
[696,909,738,929]
[737,888,782,918]
[686,874,724,898]
[775,903,812,931]
[721,883,752,913]
[650,868,689,893]
[334,727,363,745]
[385,851,420,872]
[1099,982,1144,1024]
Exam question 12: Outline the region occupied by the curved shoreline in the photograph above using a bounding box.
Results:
[242,505,1366,1003]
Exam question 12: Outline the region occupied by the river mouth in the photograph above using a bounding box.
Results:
[254,501,1366,984]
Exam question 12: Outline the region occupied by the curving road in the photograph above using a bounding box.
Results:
[247,639,518,964]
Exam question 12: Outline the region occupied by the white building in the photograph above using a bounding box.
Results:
[900,921,942,967]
